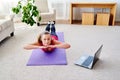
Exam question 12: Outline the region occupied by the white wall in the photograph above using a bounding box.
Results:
[0,0,120,21]
[49,0,120,21]
[115,0,120,21]
[0,0,19,14]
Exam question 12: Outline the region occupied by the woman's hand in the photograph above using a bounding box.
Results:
[38,46,48,49]
[45,45,56,48]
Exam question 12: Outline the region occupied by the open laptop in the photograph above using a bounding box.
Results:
[75,45,103,69]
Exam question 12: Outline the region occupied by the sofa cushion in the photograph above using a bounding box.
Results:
[0,15,5,19]
[35,0,49,13]
[0,19,12,31]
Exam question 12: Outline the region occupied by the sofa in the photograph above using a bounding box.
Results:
[0,14,14,42]
[35,0,56,26]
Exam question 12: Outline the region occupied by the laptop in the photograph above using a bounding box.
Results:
[74,45,103,69]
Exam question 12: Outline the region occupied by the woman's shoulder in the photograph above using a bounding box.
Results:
[51,39,62,44]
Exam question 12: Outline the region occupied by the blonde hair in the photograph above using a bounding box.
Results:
[38,31,51,43]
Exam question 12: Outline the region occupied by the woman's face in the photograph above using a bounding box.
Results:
[41,34,52,46]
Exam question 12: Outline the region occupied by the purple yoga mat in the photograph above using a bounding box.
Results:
[27,32,67,66]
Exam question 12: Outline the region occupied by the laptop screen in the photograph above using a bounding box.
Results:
[93,45,103,63]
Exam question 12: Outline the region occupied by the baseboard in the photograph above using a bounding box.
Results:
[57,19,120,26]
[14,19,120,26]
[56,19,70,24]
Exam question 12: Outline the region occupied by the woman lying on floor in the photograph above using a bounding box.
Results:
[24,21,70,52]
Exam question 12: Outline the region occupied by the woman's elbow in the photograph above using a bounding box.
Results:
[23,45,31,50]
[23,46,29,50]
[65,44,71,49]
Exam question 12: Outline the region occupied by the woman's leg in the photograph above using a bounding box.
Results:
[51,22,58,37]
[45,22,50,32]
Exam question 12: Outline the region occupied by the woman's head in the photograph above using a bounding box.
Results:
[38,31,52,46]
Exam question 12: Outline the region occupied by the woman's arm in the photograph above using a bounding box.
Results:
[48,40,71,49]
[24,42,46,50]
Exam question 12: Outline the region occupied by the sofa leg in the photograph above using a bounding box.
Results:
[10,32,14,37]
[37,23,40,26]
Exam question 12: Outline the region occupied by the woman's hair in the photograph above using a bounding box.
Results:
[38,31,51,43]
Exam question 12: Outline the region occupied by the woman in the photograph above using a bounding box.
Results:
[24,21,70,52]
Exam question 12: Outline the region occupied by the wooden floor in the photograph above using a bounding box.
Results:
[115,21,120,26]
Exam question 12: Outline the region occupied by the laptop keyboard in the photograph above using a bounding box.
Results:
[82,56,93,66]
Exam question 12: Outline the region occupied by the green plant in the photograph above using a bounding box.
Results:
[12,0,41,26]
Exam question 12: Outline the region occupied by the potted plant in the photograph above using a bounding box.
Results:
[12,0,41,26]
